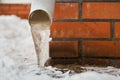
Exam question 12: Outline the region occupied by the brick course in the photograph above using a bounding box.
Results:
[51,22,110,38]
[82,40,120,57]
[82,2,120,19]
[0,4,30,19]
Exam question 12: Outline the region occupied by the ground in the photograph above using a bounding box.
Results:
[0,15,120,80]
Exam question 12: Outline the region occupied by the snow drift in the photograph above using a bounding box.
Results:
[0,15,120,80]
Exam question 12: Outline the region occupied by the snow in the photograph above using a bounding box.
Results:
[0,15,120,80]
[71,71,120,80]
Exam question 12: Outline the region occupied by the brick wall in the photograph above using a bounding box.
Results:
[50,0,120,67]
[0,4,30,19]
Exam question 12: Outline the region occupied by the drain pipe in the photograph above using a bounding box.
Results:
[28,0,55,66]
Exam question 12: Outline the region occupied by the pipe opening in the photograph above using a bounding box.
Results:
[29,10,51,30]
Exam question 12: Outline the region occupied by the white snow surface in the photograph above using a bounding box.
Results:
[0,15,120,80]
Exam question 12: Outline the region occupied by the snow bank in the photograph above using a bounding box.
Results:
[0,15,120,80]
[0,15,36,64]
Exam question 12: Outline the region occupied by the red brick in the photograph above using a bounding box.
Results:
[0,4,10,11]
[82,41,120,57]
[115,22,120,38]
[10,4,26,10]
[54,3,79,19]
[17,11,29,16]
[17,10,29,19]
[83,2,120,19]
[2,10,17,15]
[82,58,109,66]
[51,22,110,38]
[49,41,78,58]
[0,4,30,19]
